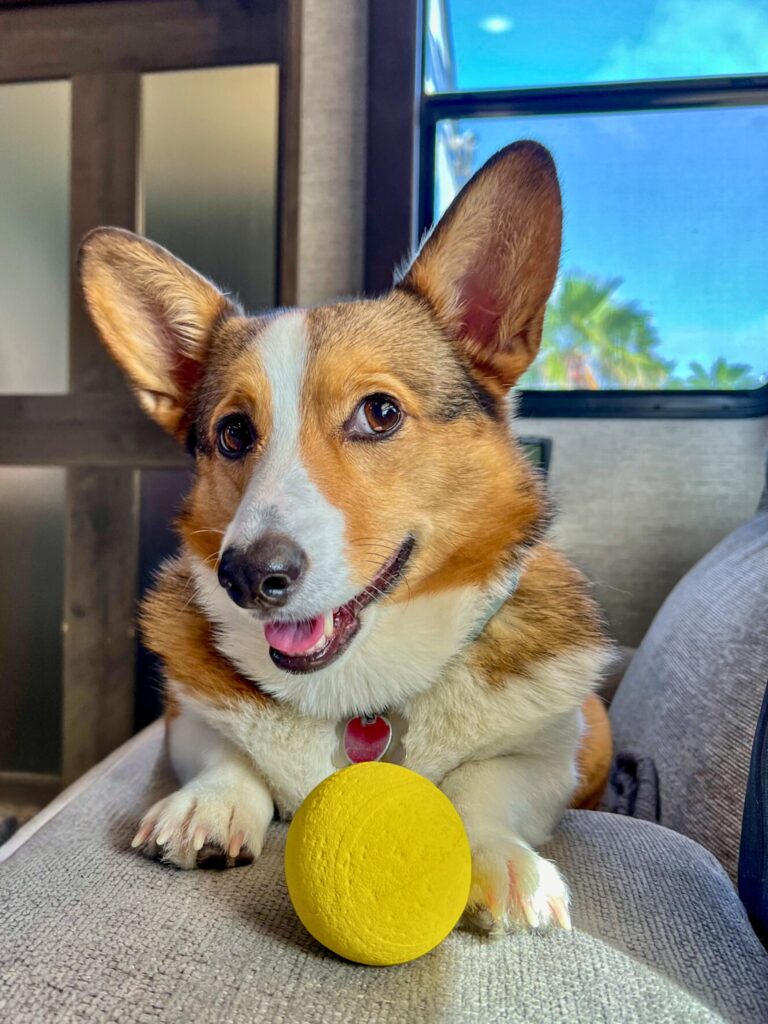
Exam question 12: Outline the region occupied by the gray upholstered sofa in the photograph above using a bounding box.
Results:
[2,492,768,1022]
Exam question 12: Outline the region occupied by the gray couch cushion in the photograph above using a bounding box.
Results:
[609,508,768,882]
[1,725,766,1023]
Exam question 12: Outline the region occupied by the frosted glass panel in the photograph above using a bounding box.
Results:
[0,81,70,394]
[142,65,278,311]
[0,468,64,774]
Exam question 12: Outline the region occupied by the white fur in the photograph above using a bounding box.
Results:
[222,312,351,620]
[402,649,605,785]
[440,736,582,931]
[163,644,607,820]
[147,643,607,921]
[134,705,274,869]
[171,685,337,818]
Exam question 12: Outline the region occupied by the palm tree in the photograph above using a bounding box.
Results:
[520,272,761,391]
[684,358,759,390]
[521,274,674,390]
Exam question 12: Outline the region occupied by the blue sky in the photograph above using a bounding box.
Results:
[433,1,768,379]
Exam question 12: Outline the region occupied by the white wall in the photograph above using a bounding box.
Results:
[296,1,768,648]
[521,418,768,645]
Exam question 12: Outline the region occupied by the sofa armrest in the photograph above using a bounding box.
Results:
[0,720,164,865]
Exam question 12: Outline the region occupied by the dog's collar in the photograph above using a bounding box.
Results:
[467,567,521,642]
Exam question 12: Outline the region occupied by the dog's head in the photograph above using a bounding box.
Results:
[80,141,561,711]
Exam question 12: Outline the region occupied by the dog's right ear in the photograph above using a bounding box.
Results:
[397,141,561,393]
[79,228,239,439]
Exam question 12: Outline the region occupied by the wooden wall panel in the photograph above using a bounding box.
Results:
[69,73,140,394]
[0,0,279,84]
[62,468,140,783]
[62,70,143,784]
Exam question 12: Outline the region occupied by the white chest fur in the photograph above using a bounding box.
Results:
[173,642,604,818]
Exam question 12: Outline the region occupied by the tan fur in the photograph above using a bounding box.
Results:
[79,228,239,438]
[80,141,610,770]
[177,339,275,565]
[571,695,613,810]
[141,558,271,708]
[301,296,548,595]
[471,545,606,683]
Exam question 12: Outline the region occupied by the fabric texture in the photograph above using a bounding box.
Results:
[609,507,768,882]
[2,727,767,1024]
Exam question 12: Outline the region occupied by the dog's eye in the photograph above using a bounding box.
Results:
[346,394,403,440]
[216,414,255,459]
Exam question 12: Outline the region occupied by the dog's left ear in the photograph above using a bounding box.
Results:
[398,140,561,390]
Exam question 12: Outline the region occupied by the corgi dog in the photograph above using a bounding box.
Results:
[79,141,612,933]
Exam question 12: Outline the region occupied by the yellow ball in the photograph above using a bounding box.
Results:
[285,762,472,966]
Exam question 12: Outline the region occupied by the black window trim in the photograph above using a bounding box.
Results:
[363,0,768,418]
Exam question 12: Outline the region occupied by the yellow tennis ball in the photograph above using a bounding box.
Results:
[285,762,472,966]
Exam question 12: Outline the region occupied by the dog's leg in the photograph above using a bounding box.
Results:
[440,717,579,933]
[132,703,274,870]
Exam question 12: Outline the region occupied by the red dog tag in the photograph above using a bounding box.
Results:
[343,715,392,764]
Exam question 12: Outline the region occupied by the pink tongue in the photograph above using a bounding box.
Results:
[264,615,326,655]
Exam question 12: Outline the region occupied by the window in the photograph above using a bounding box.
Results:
[421,0,768,414]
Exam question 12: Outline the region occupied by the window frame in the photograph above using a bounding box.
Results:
[364,0,768,418]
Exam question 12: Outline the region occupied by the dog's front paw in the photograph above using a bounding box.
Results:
[131,783,269,870]
[466,833,571,934]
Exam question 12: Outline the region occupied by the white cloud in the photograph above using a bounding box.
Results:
[479,15,514,35]
[595,0,768,82]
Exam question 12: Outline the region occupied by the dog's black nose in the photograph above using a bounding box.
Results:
[218,534,307,610]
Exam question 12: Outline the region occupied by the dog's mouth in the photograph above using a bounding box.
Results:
[264,536,415,674]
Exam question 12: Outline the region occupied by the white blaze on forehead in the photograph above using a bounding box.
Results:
[222,312,351,616]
